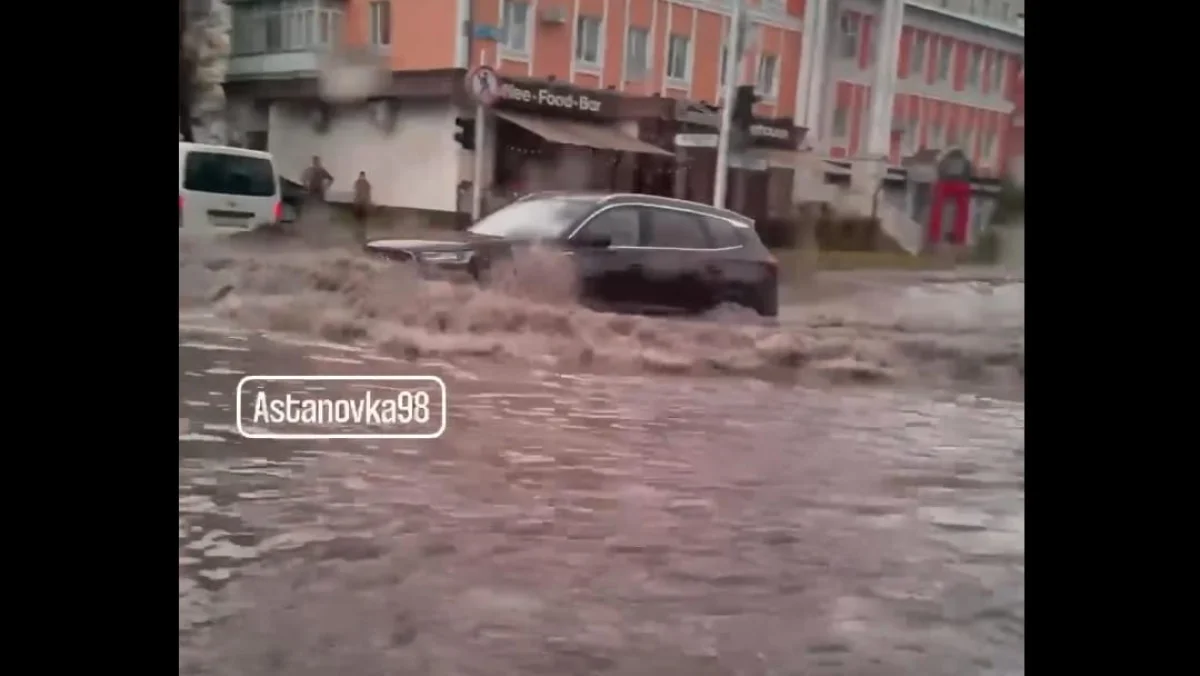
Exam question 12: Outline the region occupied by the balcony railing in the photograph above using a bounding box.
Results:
[230,0,346,58]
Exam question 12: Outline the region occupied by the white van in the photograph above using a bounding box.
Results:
[179,142,282,235]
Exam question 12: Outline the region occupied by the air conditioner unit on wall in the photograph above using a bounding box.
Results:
[539,6,567,24]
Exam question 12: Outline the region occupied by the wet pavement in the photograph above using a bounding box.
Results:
[179,308,1024,675]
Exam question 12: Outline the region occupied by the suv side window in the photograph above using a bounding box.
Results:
[702,216,743,248]
[645,208,711,248]
[575,207,641,246]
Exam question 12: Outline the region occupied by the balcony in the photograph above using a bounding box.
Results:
[228,0,359,80]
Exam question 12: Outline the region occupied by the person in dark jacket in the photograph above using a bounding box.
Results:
[301,156,334,202]
[352,171,372,244]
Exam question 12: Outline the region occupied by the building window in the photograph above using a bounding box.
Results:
[910,33,927,78]
[1000,2,1011,20]
[756,54,779,99]
[967,48,982,88]
[369,1,390,47]
[993,53,1006,92]
[501,1,530,53]
[832,105,848,139]
[667,34,691,81]
[937,39,952,82]
[575,16,602,66]
[626,27,650,78]
[838,13,860,60]
[982,129,997,164]
[930,122,944,148]
[903,116,919,155]
[264,11,282,51]
[232,1,345,55]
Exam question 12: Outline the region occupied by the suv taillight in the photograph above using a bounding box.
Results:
[273,201,283,222]
[179,195,183,227]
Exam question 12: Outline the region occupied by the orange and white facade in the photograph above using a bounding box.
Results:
[800,0,1024,178]
[222,0,1024,214]
[458,0,806,118]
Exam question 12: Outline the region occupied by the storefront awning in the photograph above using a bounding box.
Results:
[494,110,673,157]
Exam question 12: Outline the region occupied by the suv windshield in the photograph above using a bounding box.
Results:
[469,197,597,239]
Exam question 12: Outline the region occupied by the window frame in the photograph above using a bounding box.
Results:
[967,47,982,88]
[838,13,860,60]
[625,26,650,79]
[981,129,997,165]
[575,15,603,67]
[756,53,779,100]
[910,33,927,79]
[832,105,849,139]
[930,121,945,148]
[501,0,531,55]
[937,39,952,82]
[369,0,391,47]
[666,34,692,82]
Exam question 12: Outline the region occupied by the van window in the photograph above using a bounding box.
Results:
[183,152,276,197]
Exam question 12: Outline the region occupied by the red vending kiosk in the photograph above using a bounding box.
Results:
[906,148,973,247]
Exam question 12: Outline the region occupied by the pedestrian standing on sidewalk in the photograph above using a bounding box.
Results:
[301,155,334,202]
[352,171,372,245]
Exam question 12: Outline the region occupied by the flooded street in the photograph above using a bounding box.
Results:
[179,238,1024,675]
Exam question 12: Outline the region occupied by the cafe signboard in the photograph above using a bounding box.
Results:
[488,77,620,120]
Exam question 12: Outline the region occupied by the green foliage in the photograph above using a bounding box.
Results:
[992,177,1025,226]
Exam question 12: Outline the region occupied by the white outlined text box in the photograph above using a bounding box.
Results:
[235,375,447,440]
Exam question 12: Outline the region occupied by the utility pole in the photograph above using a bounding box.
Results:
[713,0,745,209]
[471,50,488,221]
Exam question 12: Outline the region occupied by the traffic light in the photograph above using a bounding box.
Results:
[454,116,476,150]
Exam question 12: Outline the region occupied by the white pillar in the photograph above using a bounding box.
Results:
[794,0,820,131]
[865,0,905,158]
[802,0,830,143]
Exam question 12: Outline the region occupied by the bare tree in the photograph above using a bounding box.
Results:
[179,0,194,141]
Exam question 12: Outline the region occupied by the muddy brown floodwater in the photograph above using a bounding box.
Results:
[179,235,1024,676]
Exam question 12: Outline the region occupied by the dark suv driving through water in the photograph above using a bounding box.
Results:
[366,192,779,318]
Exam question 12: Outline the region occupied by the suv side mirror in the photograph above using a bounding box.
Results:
[576,233,611,248]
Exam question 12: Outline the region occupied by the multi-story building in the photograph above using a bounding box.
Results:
[801,0,1023,173]
[795,0,1023,246]
[222,0,811,223]
[219,0,1022,240]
